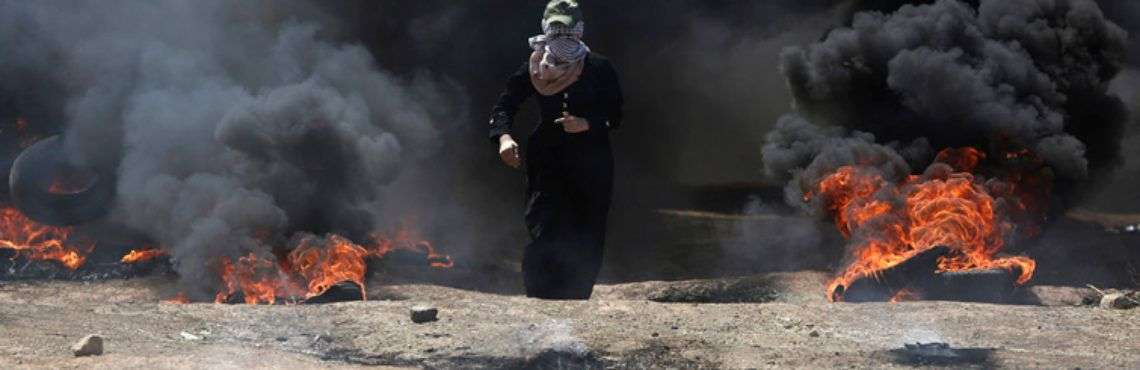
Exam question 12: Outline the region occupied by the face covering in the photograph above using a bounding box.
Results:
[527,22,589,96]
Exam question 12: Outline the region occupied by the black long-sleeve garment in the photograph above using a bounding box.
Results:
[488,53,623,299]
[489,53,623,141]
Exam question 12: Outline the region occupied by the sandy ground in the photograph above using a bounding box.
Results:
[0,271,1137,369]
[0,210,1136,368]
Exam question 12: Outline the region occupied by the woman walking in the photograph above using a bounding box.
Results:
[488,0,623,299]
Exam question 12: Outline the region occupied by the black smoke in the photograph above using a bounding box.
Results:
[765,0,1130,212]
[3,0,1132,291]
[0,0,860,291]
[0,1,457,298]
[322,0,858,281]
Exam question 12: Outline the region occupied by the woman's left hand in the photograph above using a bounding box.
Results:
[555,112,590,133]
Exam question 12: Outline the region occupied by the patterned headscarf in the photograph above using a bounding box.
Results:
[527,0,589,95]
[528,0,589,68]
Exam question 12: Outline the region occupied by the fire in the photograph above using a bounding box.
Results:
[14,117,40,148]
[47,176,92,195]
[370,230,455,269]
[120,248,167,264]
[0,200,449,304]
[889,288,921,303]
[287,234,370,300]
[215,252,294,304]
[163,292,190,304]
[934,147,986,172]
[0,207,91,270]
[811,148,1039,302]
[212,224,452,305]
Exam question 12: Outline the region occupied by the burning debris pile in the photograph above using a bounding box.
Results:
[763,0,1129,301]
[0,206,91,270]
[0,1,458,303]
[211,231,452,304]
[0,199,451,303]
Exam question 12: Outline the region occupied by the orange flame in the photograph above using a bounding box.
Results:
[889,288,921,303]
[211,223,452,305]
[369,229,455,269]
[0,207,91,270]
[288,234,370,300]
[811,148,1039,302]
[214,252,297,305]
[162,292,190,304]
[934,147,986,173]
[14,117,40,148]
[121,248,167,264]
[0,200,449,304]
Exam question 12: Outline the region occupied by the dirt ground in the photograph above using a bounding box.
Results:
[1,210,1137,369]
[0,271,1137,369]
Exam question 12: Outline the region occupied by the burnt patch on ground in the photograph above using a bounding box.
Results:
[306,339,715,369]
[876,343,997,368]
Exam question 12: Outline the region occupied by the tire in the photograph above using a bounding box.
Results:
[9,135,114,226]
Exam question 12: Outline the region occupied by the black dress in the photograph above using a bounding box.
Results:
[488,53,623,299]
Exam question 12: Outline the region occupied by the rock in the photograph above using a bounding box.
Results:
[411,305,439,323]
[180,331,202,341]
[71,334,103,357]
[1099,293,1139,310]
[1027,286,1097,307]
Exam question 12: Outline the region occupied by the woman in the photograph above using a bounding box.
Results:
[488,0,623,299]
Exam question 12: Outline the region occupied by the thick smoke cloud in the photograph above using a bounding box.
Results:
[3,0,1130,288]
[765,0,1129,209]
[0,1,451,298]
[327,1,856,281]
[0,0,863,291]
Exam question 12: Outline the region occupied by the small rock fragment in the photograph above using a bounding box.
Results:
[180,331,203,341]
[809,330,820,338]
[411,305,439,323]
[72,334,104,357]
[1099,293,1139,309]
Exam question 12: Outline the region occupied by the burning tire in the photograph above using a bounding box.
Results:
[9,135,114,226]
[830,246,1024,303]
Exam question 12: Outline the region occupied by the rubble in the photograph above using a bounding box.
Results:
[411,304,439,323]
[1087,285,1138,310]
[1099,293,1139,310]
[71,334,103,357]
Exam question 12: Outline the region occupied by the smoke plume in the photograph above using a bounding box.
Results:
[765,0,1129,210]
[0,1,452,298]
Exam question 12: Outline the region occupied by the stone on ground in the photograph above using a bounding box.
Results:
[411,304,439,323]
[71,334,104,357]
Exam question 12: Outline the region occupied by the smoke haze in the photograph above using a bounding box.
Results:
[0,0,457,298]
[765,0,1129,209]
[0,0,1136,290]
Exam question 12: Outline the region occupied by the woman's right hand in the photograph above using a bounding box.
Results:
[498,134,521,169]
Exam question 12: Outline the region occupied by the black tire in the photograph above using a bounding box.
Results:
[9,135,114,226]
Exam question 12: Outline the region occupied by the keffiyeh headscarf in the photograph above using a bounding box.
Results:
[528,0,589,96]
